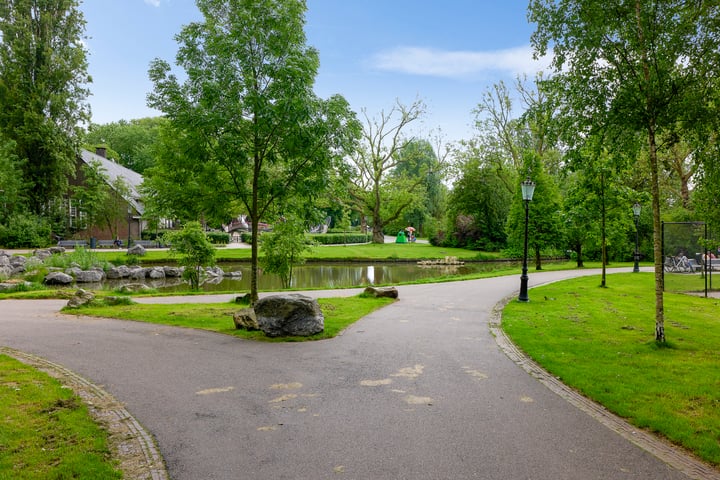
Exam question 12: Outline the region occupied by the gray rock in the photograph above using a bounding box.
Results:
[233,308,260,330]
[65,266,83,277]
[224,270,243,278]
[363,286,399,299]
[127,244,146,256]
[0,255,10,267]
[128,267,147,280]
[106,265,131,279]
[147,267,165,279]
[44,272,74,285]
[254,294,324,337]
[32,249,52,260]
[66,288,95,308]
[206,266,224,277]
[9,255,26,267]
[118,283,153,294]
[163,266,183,277]
[75,269,105,283]
[48,246,65,255]
[0,266,13,278]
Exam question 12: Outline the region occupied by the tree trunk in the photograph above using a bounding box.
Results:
[649,125,665,342]
[576,242,584,268]
[372,224,385,244]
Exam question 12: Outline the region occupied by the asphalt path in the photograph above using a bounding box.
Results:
[0,269,698,479]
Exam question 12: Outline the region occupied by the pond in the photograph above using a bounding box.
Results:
[97,261,521,293]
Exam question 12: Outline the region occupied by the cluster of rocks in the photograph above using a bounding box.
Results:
[44,264,241,286]
[0,248,240,288]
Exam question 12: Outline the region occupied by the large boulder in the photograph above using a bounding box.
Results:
[146,267,166,279]
[363,286,399,299]
[233,308,260,330]
[128,267,147,280]
[254,294,324,337]
[127,244,146,256]
[163,266,183,278]
[106,265,131,279]
[75,269,105,283]
[32,249,53,260]
[44,272,73,285]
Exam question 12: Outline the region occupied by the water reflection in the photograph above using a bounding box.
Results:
[95,261,516,293]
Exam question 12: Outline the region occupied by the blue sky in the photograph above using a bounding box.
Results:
[81,1,546,143]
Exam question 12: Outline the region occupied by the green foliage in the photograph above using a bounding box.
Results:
[165,222,216,290]
[82,117,168,175]
[308,233,371,245]
[147,0,360,302]
[0,0,91,213]
[506,152,564,269]
[0,213,52,248]
[42,247,111,272]
[206,231,230,245]
[260,218,310,288]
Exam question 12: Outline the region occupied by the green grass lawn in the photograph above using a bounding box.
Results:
[68,294,395,342]
[502,272,720,466]
[89,241,500,264]
[0,355,122,479]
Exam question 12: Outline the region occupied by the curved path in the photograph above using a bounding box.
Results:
[0,269,711,479]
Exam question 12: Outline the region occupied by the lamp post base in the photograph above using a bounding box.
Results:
[518,274,529,302]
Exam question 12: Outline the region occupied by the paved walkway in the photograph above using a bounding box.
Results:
[1,269,716,479]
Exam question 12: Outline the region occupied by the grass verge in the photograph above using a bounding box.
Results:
[502,272,720,466]
[0,355,122,479]
[65,294,396,342]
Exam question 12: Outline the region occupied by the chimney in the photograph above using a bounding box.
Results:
[95,146,107,158]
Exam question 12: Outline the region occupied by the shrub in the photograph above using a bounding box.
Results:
[0,213,52,248]
[206,231,230,245]
[165,222,216,290]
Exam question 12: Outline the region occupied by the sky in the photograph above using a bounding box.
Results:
[80,1,548,144]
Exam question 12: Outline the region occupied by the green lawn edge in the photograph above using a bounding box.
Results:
[0,355,122,479]
[501,272,720,467]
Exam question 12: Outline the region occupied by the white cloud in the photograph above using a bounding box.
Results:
[144,0,161,7]
[370,45,550,79]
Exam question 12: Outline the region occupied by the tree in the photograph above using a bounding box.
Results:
[165,221,216,290]
[0,137,26,223]
[446,155,511,250]
[506,151,564,270]
[83,117,167,175]
[260,216,310,289]
[148,0,359,303]
[0,0,91,213]
[345,99,429,243]
[529,0,720,342]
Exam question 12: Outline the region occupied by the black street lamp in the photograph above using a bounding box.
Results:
[518,177,536,302]
[127,205,133,248]
[632,202,641,273]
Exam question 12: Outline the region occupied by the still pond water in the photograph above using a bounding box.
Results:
[101,261,520,293]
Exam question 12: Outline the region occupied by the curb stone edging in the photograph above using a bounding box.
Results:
[1,347,168,480]
[489,294,720,480]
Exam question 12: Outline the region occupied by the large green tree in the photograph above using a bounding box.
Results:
[0,0,91,213]
[83,117,167,175]
[529,0,720,342]
[148,0,359,303]
[345,99,429,243]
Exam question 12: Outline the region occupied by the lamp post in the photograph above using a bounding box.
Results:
[127,205,132,248]
[632,202,641,273]
[518,177,536,302]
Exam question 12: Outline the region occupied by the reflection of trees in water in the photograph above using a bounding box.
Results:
[71,262,521,293]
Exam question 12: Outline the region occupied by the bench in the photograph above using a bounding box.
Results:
[57,240,88,248]
[97,240,122,248]
[131,240,159,248]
